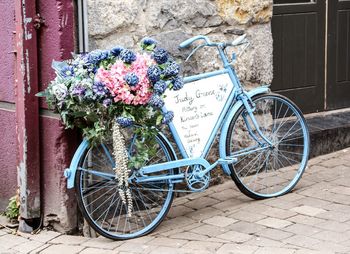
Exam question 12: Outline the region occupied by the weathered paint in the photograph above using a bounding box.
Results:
[0,109,17,210]
[38,0,75,108]
[37,0,78,232]
[0,0,16,103]
[15,0,41,219]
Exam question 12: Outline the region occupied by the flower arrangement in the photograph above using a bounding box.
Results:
[38,38,184,169]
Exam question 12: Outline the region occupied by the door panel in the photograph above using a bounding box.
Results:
[327,0,350,109]
[272,0,325,113]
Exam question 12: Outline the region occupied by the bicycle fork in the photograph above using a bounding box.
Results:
[238,92,274,148]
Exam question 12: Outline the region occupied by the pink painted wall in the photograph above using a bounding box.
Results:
[0,0,15,103]
[0,0,16,211]
[0,109,17,209]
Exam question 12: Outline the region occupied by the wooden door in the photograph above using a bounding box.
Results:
[327,0,350,109]
[272,0,326,113]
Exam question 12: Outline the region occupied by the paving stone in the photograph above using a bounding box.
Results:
[147,237,188,247]
[184,207,223,221]
[259,199,299,210]
[328,186,350,196]
[39,244,85,254]
[226,221,266,234]
[182,240,222,252]
[253,247,296,254]
[169,231,209,241]
[79,248,116,254]
[245,237,285,247]
[0,234,29,250]
[310,241,350,253]
[216,243,258,254]
[81,236,123,249]
[156,222,201,237]
[28,244,51,254]
[311,230,350,243]
[282,235,322,248]
[167,205,194,218]
[294,197,332,209]
[228,210,267,222]
[315,220,350,232]
[283,224,321,236]
[28,231,62,243]
[261,207,298,219]
[183,196,220,210]
[315,211,350,222]
[148,246,186,254]
[294,250,336,254]
[287,215,327,226]
[211,199,246,212]
[11,240,45,253]
[115,242,153,253]
[254,228,294,241]
[323,203,350,213]
[203,216,237,228]
[48,235,89,245]
[208,188,238,201]
[0,230,8,236]
[189,224,228,237]
[291,205,327,216]
[256,218,293,229]
[216,230,253,243]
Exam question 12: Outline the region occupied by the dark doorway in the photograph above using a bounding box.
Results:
[327,0,350,110]
[271,0,326,113]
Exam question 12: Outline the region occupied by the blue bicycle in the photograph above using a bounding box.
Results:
[65,33,310,240]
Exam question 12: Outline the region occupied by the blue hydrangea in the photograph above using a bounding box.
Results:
[172,77,184,91]
[120,49,136,64]
[124,73,139,87]
[60,66,74,78]
[92,82,107,96]
[162,111,174,124]
[153,80,167,95]
[111,46,124,57]
[141,37,158,49]
[148,94,164,108]
[163,61,180,77]
[103,98,112,107]
[152,48,169,64]
[71,84,86,97]
[116,116,134,128]
[147,65,161,83]
[85,49,110,65]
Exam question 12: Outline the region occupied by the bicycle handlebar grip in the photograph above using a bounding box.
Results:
[179,35,209,49]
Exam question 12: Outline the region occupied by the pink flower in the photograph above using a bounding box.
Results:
[95,54,154,106]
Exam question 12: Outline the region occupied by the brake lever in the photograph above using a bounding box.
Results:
[185,44,205,62]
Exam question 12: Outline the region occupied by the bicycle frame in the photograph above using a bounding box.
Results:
[64,42,271,189]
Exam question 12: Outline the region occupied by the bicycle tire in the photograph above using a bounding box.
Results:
[225,93,309,199]
[75,127,176,240]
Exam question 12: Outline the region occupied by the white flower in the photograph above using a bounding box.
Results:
[51,83,68,101]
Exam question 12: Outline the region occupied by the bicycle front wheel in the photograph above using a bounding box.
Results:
[225,93,309,199]
[75,127,176,240]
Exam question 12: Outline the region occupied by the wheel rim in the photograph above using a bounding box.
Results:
[227,95,309,197]
[77,133,174,239]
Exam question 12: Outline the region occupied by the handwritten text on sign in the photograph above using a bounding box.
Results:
[164,73,234,157]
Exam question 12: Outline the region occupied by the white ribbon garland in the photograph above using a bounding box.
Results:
[112,123,132,217]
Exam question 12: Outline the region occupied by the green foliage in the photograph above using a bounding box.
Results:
[5,196,20,221]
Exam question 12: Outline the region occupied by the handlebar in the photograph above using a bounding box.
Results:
[179,34,248,49]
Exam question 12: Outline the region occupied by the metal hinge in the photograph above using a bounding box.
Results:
[33,14,45,29]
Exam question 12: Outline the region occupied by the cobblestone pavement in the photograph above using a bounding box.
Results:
[2,148,350,254]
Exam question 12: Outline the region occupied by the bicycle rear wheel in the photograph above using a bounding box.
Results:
[75,127,176,240]
[225,93,309,199]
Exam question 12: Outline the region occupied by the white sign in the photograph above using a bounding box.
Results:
[164,73,234,157]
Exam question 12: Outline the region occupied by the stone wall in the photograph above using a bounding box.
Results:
[88,0,273,85]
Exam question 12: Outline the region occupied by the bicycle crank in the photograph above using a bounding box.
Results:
[185,165,210,192]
